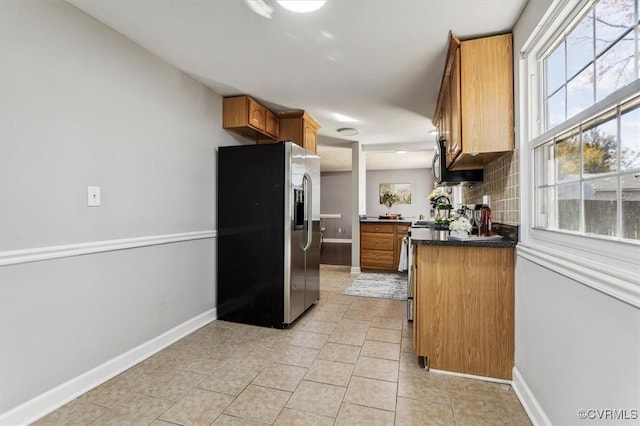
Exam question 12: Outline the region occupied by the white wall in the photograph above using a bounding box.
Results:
[366,169,433,220]
[512,1,640,424]
[0,0,238,418]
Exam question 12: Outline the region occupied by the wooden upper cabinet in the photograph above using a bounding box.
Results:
[434,32,514,170]
[223,96,279,142]
[278,111,320,154]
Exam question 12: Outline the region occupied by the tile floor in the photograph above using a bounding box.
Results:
[33,265,532,425]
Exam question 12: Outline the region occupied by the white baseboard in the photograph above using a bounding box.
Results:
[428,368,512,385]
[323,238,352,244]
[512,366,552,426]
[350,266,361,274]
[0,309,217,426]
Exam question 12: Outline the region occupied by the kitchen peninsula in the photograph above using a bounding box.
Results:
[410,225,517,380]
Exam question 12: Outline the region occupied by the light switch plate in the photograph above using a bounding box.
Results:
[88,186,101,207]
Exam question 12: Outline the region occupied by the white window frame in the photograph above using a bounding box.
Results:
[518,0,640,308]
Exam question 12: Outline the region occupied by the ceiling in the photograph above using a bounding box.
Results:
[67,0,527,172]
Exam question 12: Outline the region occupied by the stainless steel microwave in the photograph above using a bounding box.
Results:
[432,140,483,185]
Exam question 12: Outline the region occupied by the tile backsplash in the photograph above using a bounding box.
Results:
[462,150,520,225]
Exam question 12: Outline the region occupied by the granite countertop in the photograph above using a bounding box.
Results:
[410,223,518,248]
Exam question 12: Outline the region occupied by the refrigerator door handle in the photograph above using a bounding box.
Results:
[302,173,312,252]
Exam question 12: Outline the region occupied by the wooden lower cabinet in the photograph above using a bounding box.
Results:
[413,244,514,380]
[360,222,410,271]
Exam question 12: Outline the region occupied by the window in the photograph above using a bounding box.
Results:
[533,0,640,243]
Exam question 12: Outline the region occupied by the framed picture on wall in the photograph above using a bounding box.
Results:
[379,183,412,205]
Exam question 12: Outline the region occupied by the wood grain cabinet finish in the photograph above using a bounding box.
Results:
[360,223,410,271]
[223,95,279,142]
[434,32,514,171]
[278,110,320,154]
[413,245,514,380]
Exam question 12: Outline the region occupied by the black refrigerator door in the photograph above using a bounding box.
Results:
[217,143,286,328]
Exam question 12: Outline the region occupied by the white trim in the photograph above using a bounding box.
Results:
[512,367,553,426]
[0,309,217,426]
[350,266,361,274]
[323,238,352,244]
[319,213,341,219]
[0,230,216,267]
[517,243,640,309]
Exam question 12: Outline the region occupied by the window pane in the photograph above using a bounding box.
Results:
[620,104,640,170]
[621,172,640,240]
[567,65,595,119]
[556,131,580,182]
[547,87,566,129]
[584,177,618,236]
[566,11,594,79]
[535,186,555,228]
[595,0,636,55]
[535,142,556,185]
[546,42,566,94]
[596,31,636,101]
[558,182,581,231]
[582,116,618,176]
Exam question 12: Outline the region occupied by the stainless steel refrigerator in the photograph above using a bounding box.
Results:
[217,142,320,328]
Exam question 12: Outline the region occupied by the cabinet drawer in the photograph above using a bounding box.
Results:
[395,225,410,235]
[361,223,394,234]
[361,250,394,269]
[361,233,394,251]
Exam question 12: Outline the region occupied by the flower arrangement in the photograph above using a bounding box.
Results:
[380,191,400,210]
[428,187,452,209]
[449,216,472,233]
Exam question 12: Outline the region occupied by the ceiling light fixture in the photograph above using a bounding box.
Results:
[396,150,408,154]
[337,127,359,136]
[244,0,273,18]
[277,0,326,13]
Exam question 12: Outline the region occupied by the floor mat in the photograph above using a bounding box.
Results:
[344,272,407,300]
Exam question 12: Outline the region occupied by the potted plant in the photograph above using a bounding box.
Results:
[380,191,400,216]
[449,216,472,238]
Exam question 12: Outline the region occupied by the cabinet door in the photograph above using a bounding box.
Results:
[303,121,317,154]
[448,48,461,164]
[248,98,266,132]
[265,109,279,138]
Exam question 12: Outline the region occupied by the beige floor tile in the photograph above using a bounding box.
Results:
[334,318,371,332]
[223,385,291,424]
[366,327,402,344]
[198,365,259,396]
[251,363,307,392]
[371,316,404,330]
[312,310,345,322]
[90,394,174,426]
[335,402,395,426]
[159,388,234,426]
[304,359,355,387]
[401,336,413,353]
[78,373,140,409]
[285,380,346,418]
[274,345,320,368]
[223,348,276,372]
[353,356,399,382]
[451,393,514,425]
[317,342,361,364]
[32,400,107,425]
[395,396,455,426]
[398,371,450,405]
[344,376,397,411]
[328,329,367,346]
[274,408,335,426]
[289,330,330,349]
[137,368,206,401]
[211,414,264,425]
[343,308,378,321]
[399,352,424,373]
[319,303,350,315]
[361,340,401,361]
[300,320,338,335]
